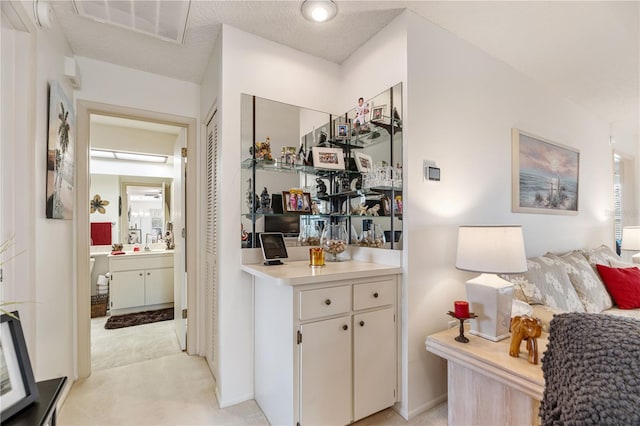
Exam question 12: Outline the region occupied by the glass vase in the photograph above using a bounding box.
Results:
[321,223,348,262]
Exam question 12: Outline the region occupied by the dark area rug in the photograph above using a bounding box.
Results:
[104,307,174,330]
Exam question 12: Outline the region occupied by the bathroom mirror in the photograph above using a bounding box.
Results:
[90,174,172,246]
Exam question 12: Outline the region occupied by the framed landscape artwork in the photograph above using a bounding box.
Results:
[512,128,579,215]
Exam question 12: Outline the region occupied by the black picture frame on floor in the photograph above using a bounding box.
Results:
[0,311,39,421]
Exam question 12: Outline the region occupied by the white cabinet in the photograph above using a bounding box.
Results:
[110,269,145,309]
[299,316,352,426]
[253,272,398,426]
[109,253,174,312]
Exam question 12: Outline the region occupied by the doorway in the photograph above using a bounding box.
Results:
[76,101,198,378]
[88,113,183,370]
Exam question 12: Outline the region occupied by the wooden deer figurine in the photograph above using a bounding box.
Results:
[509,316,542,364]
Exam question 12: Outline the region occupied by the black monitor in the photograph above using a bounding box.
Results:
[264,215,300,237]
[259,232,288,265]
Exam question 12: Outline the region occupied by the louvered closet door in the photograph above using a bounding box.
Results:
[205,110,219,380]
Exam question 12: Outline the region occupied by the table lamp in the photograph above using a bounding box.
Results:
[621,226,640,264]
[456,225,527,341]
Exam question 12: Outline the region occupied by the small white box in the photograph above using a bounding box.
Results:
[466,274,514,341]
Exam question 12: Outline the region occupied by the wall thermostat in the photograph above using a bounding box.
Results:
[424,160,440,182]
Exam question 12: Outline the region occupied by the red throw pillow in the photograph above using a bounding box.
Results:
[596,264,640,309]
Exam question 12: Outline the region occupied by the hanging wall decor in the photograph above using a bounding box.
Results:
[90,194,110,214]
[46,81,75,219]
[512,128,579,215]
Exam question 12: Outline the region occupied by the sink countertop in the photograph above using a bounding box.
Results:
[108,249,174,258]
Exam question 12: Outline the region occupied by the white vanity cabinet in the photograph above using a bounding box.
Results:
[244,260,401,426]
[108,252,174,312]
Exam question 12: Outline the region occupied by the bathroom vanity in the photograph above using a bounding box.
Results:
[241,260,402,426]
[108,251,174,314]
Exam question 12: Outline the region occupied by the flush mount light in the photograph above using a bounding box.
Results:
[90,149,168,163]
[301,0,337,23]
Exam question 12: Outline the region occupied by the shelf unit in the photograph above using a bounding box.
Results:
[241,84,403,249]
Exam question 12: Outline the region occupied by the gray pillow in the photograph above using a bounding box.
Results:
[501,255,585,313]
[580,245,622,268]
[546,251,612,313]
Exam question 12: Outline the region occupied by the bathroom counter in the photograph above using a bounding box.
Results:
[241,260,402,286]
[107,250,174,258]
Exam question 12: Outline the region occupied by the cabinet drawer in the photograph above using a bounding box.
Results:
[300,286,351,320]
[110,254,173,271]
[353,278,395,310]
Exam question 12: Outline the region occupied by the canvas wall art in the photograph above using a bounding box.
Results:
[512,128,579,215]
[46,81,75,219]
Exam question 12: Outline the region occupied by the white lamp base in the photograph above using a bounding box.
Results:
[632,253,640,265]
[465,273,514,342]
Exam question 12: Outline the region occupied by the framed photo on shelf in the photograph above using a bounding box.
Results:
[0,312,39,421]
[512,128,579,215]
[354,151,373,173]
[312,147,345,170]
[282,191,312,213]
[370,104,386,123]
[127,228,141,244]
[335,123,349,140]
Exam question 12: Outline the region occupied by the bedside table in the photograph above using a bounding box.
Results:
[426,327,546,426]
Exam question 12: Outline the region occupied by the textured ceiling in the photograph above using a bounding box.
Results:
[50,1,639,132]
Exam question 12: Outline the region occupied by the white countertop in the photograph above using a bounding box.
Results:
[241,260,402,286]
[107,250,174,258]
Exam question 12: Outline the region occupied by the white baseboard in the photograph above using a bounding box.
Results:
[403,393,447,420]
[216,390,255,409]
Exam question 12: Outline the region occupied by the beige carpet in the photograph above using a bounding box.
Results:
[60,317,449,425]
[91,316,181,371]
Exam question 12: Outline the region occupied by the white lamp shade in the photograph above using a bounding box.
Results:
[621,226,640,251]
[456,225,527,274]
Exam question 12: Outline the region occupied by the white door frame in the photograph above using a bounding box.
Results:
[75,100,198,378]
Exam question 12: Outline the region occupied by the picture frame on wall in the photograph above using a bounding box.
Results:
[512,128,579,215]
[0,312,39,421]
[282,191,312,213]
[46,81,75,220]
[312,147,345,170]
[354,151,373,173]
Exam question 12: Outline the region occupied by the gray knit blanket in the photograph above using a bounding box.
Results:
[541,313,640,425]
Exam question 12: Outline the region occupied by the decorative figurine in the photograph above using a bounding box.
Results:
[257,187,273,214]
[250,137,273,162]
[366,204,380,216]
[509,316,542,364]
[311,201,320,215]
[246,178,259,212]
[316,178,327,197]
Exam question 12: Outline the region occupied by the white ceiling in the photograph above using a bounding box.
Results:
[50,1,639,134]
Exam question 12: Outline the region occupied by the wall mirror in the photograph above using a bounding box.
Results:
[240,83,403,250]
[89,174,172,246]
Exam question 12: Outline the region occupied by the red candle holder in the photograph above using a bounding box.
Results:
[447,311,478,343]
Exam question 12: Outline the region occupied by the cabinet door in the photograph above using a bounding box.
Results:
[110,270,145,309]
[299,316,351,426]
[353,307,396,421]
[144,267,174,305]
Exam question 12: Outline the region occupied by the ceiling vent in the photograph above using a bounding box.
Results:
[72,0,190,45]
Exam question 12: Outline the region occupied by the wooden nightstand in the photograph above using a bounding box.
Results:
[426,327,546,426]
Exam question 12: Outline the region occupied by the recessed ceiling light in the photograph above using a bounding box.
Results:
[301,0,337,23]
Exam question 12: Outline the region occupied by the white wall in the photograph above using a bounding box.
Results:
[401,10,614,416]
[31,9,77,381]
[204,24,341,407]
[90,123,178,157]
[89,174,119,243]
